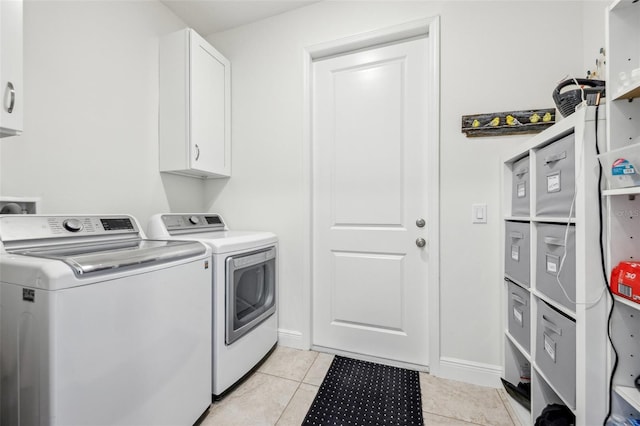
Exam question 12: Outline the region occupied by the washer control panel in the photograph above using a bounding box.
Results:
[0,215,139,243]
[63,218,83,232]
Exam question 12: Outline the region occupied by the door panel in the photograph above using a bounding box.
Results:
[190,33,226,173]
[312,37,430,366]
[333,60,404,226]
[332,251,404,331]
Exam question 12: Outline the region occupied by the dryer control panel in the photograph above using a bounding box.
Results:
[161,214,227,234]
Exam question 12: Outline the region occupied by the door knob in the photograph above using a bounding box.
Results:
[416,237,426,248]
[416,218,425,228]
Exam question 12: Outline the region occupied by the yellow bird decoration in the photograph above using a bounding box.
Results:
[506,115,522,126]
[472,119,480,128]
[529,113,541,123]
[542,112,552,122]
[485,117,500,127]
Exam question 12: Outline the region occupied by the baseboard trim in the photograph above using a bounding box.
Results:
[437,357,503,388]
[311,345,429,373]
[277,328,307,350]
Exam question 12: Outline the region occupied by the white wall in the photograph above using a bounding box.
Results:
[583,1,608,80]
[204,0,606,382]
[0,1,203,228]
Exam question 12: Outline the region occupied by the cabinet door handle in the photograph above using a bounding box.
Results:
[5,82,15,113]
[195,144,200,161]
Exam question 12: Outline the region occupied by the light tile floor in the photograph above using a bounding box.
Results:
[201,346,519,426]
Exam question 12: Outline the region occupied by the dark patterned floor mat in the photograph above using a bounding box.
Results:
[302,355,424,426]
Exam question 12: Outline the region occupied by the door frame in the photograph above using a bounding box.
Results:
[301,16,441,374]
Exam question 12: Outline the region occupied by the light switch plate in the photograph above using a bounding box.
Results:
[472,203,487,224]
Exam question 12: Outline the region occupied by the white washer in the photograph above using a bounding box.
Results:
[0,214,212,425]
[147,213,278,397]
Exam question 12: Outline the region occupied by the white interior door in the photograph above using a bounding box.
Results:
[312,37,430,366]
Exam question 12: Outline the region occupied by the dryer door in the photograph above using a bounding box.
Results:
[225,247,276,345]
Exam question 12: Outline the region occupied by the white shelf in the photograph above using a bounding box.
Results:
[614,386,640,413]
[610,0,637,11]
[530,216,576,224]
[603,187,640,197]
[532,362,577,412]
[504,216,531,222]
[502,216,578,224]
[504,274,529,290]
[614,294,640,311]
[612,79,640,101]
[505,331,531,361]
[531,288,577,320]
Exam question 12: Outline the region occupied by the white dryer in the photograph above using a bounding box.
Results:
[0,214,212,426]
[147,213,278,397]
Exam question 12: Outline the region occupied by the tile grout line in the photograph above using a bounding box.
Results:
[495,388,519,426]
[422,411,486,426]
[419,377,515,426]
[273,380,303,425]
[273,351,320,425]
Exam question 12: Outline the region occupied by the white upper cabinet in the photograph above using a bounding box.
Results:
[0,0,23,138]
[159,28,231,178]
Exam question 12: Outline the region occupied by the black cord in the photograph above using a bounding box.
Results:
[597,105,619,426]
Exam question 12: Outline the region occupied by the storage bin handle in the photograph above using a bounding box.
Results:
[511,292,527,305]
[544,151,567,165]
[510,231,524,239]
[544,236,565,246]
[515,167,528,178]
[542,315,562,335]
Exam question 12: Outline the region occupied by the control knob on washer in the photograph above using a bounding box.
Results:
[63,218,83,232]
[189,216,200,225]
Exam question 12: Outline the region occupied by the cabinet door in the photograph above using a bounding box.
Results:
[189,31,230,175]
[0,0,23,137]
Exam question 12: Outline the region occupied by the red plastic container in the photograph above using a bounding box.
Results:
[611,261,640,303]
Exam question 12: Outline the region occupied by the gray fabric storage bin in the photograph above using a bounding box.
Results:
[507,279,530,353]
[536,300,576,408]
[511,156,530,216]
[536,222,576,311]
[505,221,530,287]
[535,132,576,217]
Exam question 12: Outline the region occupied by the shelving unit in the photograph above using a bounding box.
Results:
[501,105,609,425]
[605,0,640,422]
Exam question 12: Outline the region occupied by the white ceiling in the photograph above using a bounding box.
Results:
[160,0,319,36]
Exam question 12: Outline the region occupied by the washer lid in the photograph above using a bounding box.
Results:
[11,239,207,276]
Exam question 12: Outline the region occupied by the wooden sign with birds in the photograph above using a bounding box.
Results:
[461,108,555,137]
